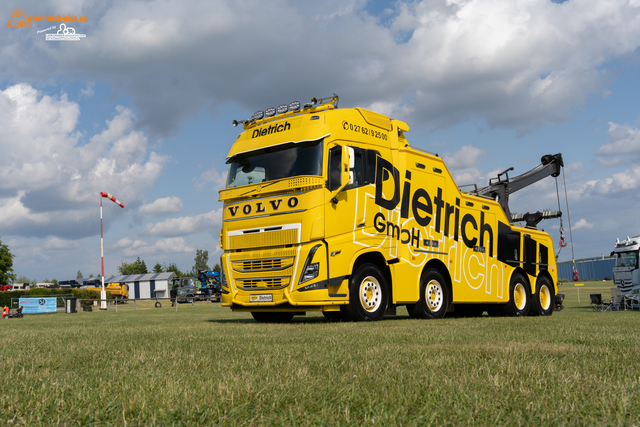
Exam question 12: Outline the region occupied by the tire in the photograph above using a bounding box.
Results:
[322,311,342,322]
[530,276,554,316]
[155,301,162,308]
[344,263,389,321]
[251,312,295,323]
[502,272,531,317]
[407,269,450,319]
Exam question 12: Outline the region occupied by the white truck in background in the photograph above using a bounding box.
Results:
[611,236,640,295]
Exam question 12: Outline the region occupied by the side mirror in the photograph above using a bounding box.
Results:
[331,145,353,203]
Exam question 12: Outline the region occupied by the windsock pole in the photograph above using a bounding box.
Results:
[100,192,125,309]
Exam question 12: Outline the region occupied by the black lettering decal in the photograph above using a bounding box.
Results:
[284,122,290,131]
[387,221,401,240]
[479,212,494,257]
[256,202,265,213]
[374,212,386,233]
[287,197,299,208]
[461,214,478,248]
[434,187,445,233]
[400,171,411,218]
[444,202,455,238]
[411,228,421,248]
[269,199,282,210]
[374,157,400,209]
[411,188,432,227]
[243,205,252,215]
[252,129,259,138]
[454,198,460,242]
[400,229,410,244]
[277,124,283,132]
[228,206,239,217]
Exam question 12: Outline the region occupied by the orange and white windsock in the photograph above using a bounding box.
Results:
[99,192,125,208]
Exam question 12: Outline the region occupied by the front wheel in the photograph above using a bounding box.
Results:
[344,263,389,321]
[407,269,450,319]
[530,276,554,316]
[502,272,531,317]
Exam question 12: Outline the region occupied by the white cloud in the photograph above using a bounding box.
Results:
[442,145,486,169]
[4,1,639,136]
[581,164,640,196]
[43,237,81,250]
[596,122,640,166]
[0,83,168,239]
[118,237,195,257]
[574,219,594,230]
[142,208,223,237]
[194,167,227,190]
[139,196,183,216]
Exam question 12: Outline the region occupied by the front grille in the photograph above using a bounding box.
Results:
[229,229,298,250]
[233,257,294,272]
[237,277,289,290]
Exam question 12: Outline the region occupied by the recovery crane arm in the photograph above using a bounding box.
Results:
[474,153,564,225]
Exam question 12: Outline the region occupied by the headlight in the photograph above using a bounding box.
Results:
[299,245,321,284]
[300,263,319,284]
[220,258,228,289]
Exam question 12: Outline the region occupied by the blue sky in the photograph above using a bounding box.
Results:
[2,0,640,281]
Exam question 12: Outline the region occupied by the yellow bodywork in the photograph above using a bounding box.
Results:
[86,283,129,299]
[219,100,559,317]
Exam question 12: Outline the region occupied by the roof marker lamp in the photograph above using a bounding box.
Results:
[265,107,276,117]
[252,111,264,120]
[277,104,288,114]
[289,101,300,112]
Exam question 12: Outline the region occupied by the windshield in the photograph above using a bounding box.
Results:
[615,251,638,268]
[226,140,323,188]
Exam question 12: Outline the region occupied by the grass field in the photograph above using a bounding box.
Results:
[1,280,639,426]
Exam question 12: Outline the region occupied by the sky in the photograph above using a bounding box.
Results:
[1,0,640,282]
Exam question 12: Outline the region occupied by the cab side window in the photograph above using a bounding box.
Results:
[328,146,342,191]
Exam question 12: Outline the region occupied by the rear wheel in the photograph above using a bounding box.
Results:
[407,269,450,319]
[502,272,531,317]
[530,276,554,316]
[344,263,389,321]
[251,312,295,323]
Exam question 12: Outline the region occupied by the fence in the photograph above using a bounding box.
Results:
[557,258,616,281]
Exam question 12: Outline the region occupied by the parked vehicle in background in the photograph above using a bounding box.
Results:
[84,280,130,301]
[611,236,640,296]
[170,277,198,305]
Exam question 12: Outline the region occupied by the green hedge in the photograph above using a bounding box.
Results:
[1,288,113,308]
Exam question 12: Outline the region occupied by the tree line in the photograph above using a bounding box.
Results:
[116,249,220,277]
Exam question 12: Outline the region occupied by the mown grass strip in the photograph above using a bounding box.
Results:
[1,280,638,426]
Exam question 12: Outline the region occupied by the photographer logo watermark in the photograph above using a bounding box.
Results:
[45,23,86,41]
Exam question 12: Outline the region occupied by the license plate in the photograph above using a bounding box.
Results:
[250,294,273,303]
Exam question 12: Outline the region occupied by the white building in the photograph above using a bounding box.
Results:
[104,272,176,299]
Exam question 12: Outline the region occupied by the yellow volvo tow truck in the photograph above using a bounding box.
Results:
[219,95,564,322]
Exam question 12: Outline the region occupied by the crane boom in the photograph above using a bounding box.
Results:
[474,153,564,223]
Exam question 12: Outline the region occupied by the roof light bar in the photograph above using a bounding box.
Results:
[231,94,338,126]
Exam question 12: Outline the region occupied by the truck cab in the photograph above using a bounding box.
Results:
[612,236,640,295]
[170,277,198,304]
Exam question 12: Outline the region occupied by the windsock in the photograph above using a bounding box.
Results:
[99,192,125,208]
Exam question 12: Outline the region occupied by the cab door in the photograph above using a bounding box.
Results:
[324,143,366,281]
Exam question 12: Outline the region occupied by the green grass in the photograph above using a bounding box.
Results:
[1,281,639,426]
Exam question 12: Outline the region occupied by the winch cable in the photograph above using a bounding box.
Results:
[555,177,567,260]
[558,167,578,280]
